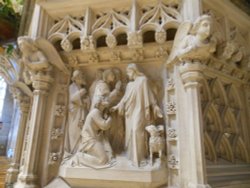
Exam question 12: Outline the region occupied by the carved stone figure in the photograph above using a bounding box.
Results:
[91,68,124,154]
[89,68,104,101]
[145,125,165,166]
[221,41,244,66]
[64,70,90,155]
[178,15,216,60]
[105,67,125,154]
[91,68,122,109]
[17,36,70,76]
[166,15,216,64]
[112,64,163,167]
[18,37,52,74]
[71,97,113,168]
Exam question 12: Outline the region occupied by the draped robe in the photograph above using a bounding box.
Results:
[119,75,158,166]
[65,83,89,154]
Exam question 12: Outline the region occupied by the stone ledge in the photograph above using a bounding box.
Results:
[59,156,167,188]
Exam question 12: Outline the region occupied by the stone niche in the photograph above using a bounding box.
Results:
[58,58,168,188]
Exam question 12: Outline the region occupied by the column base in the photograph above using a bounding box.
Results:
[188,183,211,188]
[14,182,38,188]
[6,165,19,185]
[14,173,38,188]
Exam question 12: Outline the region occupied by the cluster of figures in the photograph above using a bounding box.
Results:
[63,63,163,168]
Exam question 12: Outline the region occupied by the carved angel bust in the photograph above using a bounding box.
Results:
[166,15,217,64]
[178,15,216,60]
[17,36,69,76]
[18,37,51,73]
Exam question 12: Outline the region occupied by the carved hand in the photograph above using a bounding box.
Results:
[79,88,87,96]
[153,105,163,118]
[115,80,122,90]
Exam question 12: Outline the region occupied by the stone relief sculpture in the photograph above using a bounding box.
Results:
[64,70,90,156]
[91,68,122,109]
[167,15,216,64]
[145,125,165,166]
[66,96,114,169]
[220,28,245,66]
[90,67,125,154]
[17,36,69,76]
[89,68,104,100]
[112,64,163,167]
[105,67,125,154]
[61,64,165,169]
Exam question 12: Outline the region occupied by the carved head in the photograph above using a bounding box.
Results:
[103,68,115,83]
[72,70,86,86]
[95,68,104,81]
[94,96,110,110]
[18,37,37,54]
[192,15,212,41]
[112,67,122,81]
[126,63,144,80]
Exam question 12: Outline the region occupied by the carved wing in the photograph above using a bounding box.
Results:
[35,38,70,75]
[166,22,192,65]
[12,81,33,97]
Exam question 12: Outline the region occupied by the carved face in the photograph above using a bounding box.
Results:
[197,19,211,40]
[106,72,115,83]
[74,75,86,86]
[19,40,33,54]
[126,68,134,80]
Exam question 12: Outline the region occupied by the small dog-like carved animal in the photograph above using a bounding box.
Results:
[145,125,165,166]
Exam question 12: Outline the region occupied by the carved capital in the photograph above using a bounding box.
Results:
[31,73,54,92]
[179,61,204,88]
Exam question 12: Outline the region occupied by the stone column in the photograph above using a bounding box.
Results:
[182,0,202,22]
[179,61,210,188]
[14,73,53,188]
[5,93,30,186]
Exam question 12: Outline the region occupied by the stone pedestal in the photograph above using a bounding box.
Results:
[59,156,167,188]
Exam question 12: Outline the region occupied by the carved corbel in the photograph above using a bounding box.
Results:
[179,61,204,88]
